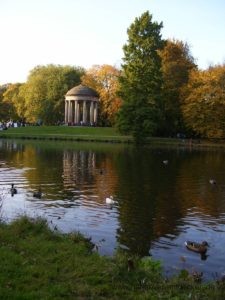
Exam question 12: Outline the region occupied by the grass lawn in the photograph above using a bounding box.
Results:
[0,126,130,141]
[0,216,224,299]
[1,126,225,148]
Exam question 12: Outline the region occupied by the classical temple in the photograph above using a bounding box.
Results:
[65,84,99,125]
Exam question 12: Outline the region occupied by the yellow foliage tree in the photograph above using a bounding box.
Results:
[3,83,25,121]
[182,65,225,138]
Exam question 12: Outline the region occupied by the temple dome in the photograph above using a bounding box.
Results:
[66,84,98,97]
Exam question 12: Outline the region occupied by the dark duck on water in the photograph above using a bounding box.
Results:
[10,184,17,196]
[185,241,209,254]
[33,188,42,199]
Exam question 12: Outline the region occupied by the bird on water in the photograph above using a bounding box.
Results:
[209,179,216,185]
[185,241,209,254]
[105,196,115,204]
[33,188,42,199]
[10,184,17,196]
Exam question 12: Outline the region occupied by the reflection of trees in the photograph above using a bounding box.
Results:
[156,149,225,233]
[1,140,119,204]
[114,148,225,256]
[113,147,183,256]
[114,148,159,256]
[0,140,64,199]
[114,147,182,256]
[0,140,26,164]
[174,151,225,216]
[1,140,225,258]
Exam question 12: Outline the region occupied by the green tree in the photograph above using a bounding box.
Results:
[158,39,196,136]
[116,11,165,143]
[22,64,85,124]
[182,65,225,138]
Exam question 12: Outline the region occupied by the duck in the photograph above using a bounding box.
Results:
[185,241,209,254]
[209,179,216,185]
[33,188,42,199]
[10,184,17,196]
[105,196,116,204]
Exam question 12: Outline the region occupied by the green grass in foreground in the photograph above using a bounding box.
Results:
[0,216,224,299]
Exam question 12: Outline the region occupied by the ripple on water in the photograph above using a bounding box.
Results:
[1,142,225,281]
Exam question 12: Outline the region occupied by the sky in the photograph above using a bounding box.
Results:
[0,0,225,84]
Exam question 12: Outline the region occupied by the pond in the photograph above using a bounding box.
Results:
[0,139,225,281]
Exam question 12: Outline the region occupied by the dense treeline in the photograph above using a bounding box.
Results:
[0,10,225,140]
[116,11,225,142]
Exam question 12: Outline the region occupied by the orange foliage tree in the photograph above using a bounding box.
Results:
[158,39,196,136]
[81,64,121,126]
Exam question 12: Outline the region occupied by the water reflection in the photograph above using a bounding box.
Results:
[63,150,96,187]
[0,139,225,280]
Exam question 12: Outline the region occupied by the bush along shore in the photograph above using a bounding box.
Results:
[0,216,225,299]
[1,125,225,148]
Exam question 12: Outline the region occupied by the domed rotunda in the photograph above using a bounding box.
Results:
[65,84,99,125]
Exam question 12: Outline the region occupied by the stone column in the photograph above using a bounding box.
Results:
[72,101,75,125]
[69,100,73,123]
[90,101,94,125]
[94,102,98,124]
[67,101,69,123]
[68,101,70,123]
[82,101,87,124]
[76,101,80,124]
[65,100,68,124]
[74,100,78,124]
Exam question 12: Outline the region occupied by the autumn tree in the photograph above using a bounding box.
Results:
[21,64,85,124]
[116,11,165,143]
[158,39,196,136]
[182,65,225,138]
[81,64,121,126]
[0,84,10,120]
[2,83,25,121]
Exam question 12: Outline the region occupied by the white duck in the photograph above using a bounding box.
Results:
[209,179,216,185]
[105,196,116,204]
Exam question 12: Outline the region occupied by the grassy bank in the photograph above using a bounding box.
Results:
[1,126,225,148]
[0,216,224,299]
[0,126,131,143]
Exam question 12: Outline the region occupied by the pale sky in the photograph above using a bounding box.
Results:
[0,0,225,84]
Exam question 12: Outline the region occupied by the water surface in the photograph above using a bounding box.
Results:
[0,139,225,281]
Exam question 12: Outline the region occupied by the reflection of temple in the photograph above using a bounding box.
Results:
[62,149,118,204]
[63,150,96,186]
[0,139,25,152]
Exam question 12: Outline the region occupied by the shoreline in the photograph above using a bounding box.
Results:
[1,129,225,149]
[0,216,224,299]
